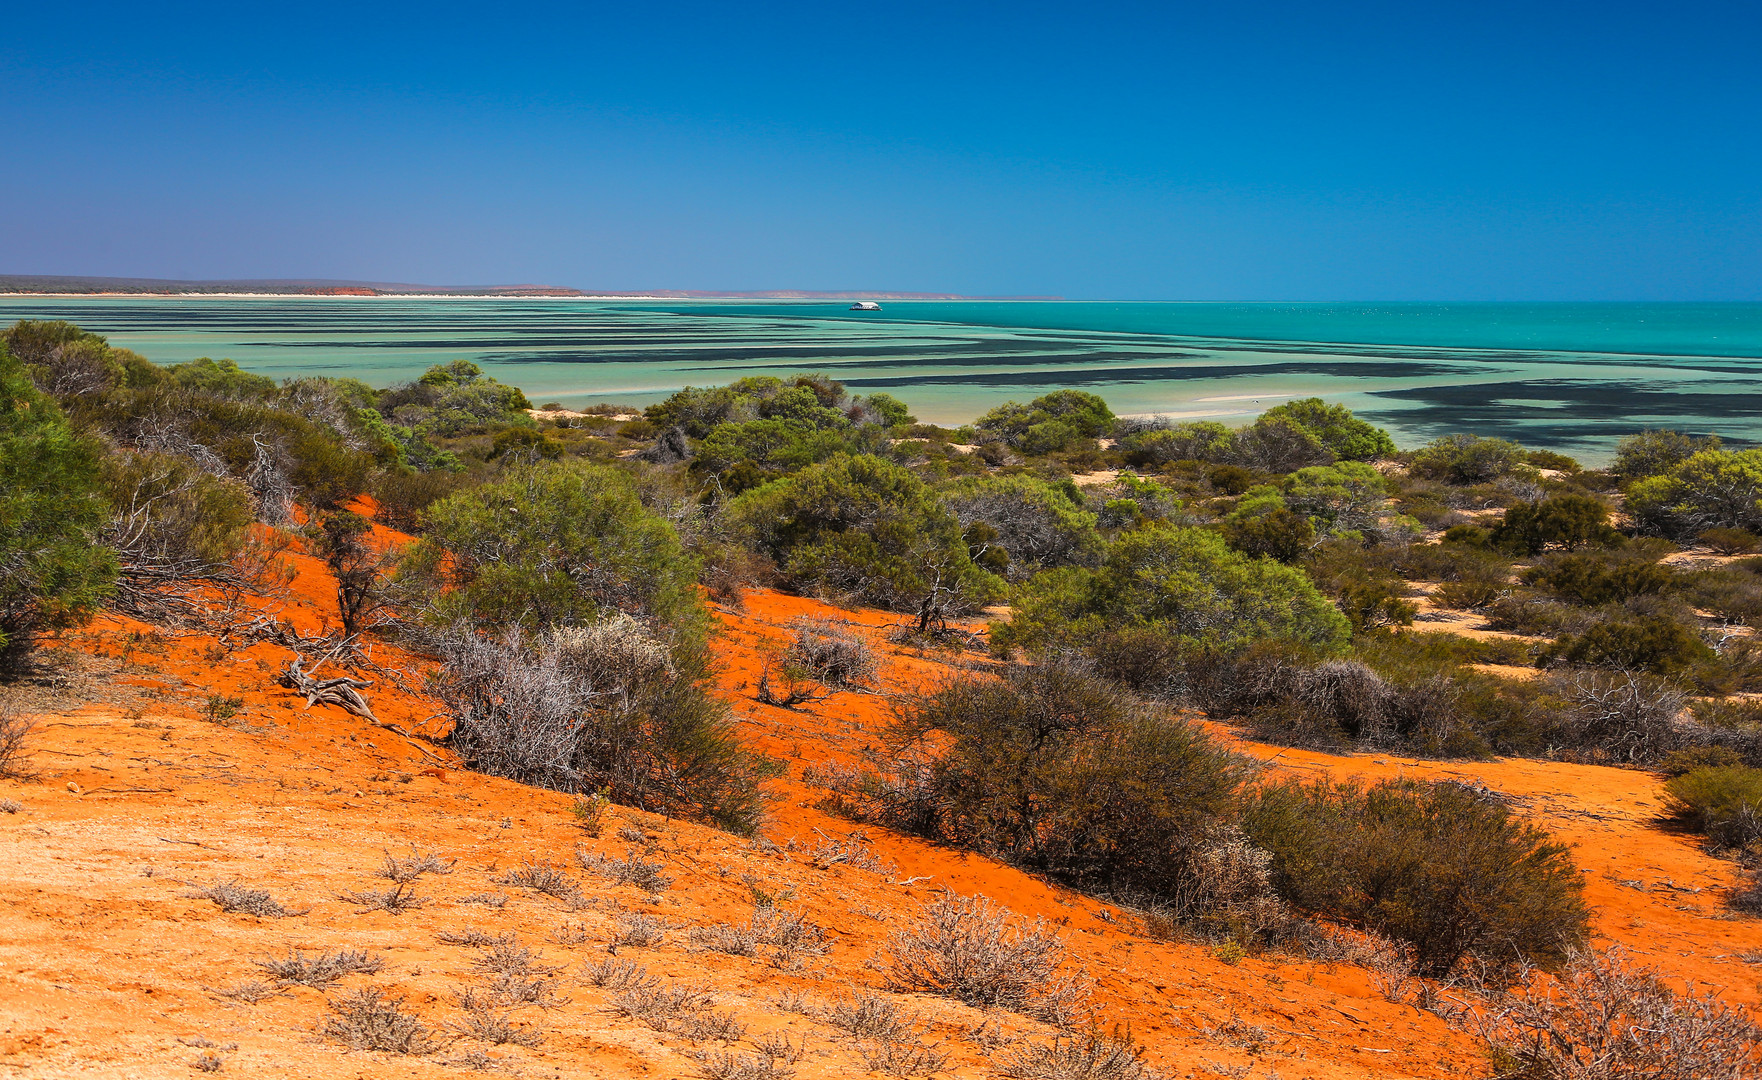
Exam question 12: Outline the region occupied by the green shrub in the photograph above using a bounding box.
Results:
[167,357,278,399]
[1484,594,1599,637]
[996,523,1350,658]
[1278,462,1418,542]
[1659,746,1747,778]
[1334,576,1418,633]
[1222,505,1314,563]
[1207,464,1256,494]
[0,345,117,668]
[399,460,704,639]
[728,454,1000,629]
[100,451,254,618]
[940,473,1102,580]
[1491,494,1617,555]
[1119,421,1232,467]
[1700,527,1761,555]
[882,666,1267,932]
[974,390,1115,454]
[1612,429,1719,480]
[1243,778,1589,975]
[1256,398,1397,461]
[1539,614,1713,674]
[1408,434,1530,484]
[1228,416,1333,473]
[1628,449,1762,538]
[1665,766,1762,848]
[1523,550,1673,606]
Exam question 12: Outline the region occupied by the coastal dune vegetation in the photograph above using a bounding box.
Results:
[5,317,1762,1073]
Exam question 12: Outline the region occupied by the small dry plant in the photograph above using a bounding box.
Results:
[571,786,612,835]
[809,834,896,875]
[255,947,384,987]
[583,957,658,990]
[884,891,1090,1025]
[612,912,667,947]
[376,848,455,883]
[322,987,439,1054]
[1203,1014,1268,1055]
[995,1032,1159,1080]
[0,710,36,779]
[578,846,672,892]
[191,880,305,918]
[498,859,582,902]
[337,882,428,914]
[1475,946,1762,1080]
[754,660,832,708]
[470,939,562,980]
[696,1049,796,1080]
[457,892,509,909]
[787,618,879,688]
[438,927,515,948]
[610,983,745,1042]
[821,993,945,1077]
[690,907,830,967]
[214,980,284,1003]
[450,1002,545,1048]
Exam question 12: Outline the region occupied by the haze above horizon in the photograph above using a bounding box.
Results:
[3,1,1758,301]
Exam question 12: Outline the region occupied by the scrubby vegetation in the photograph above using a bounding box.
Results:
[12,314,1762,1042]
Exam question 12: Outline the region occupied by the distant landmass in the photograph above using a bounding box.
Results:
[0,275,1056,300]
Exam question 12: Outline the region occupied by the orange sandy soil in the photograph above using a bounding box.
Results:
[1,534,1758,1078]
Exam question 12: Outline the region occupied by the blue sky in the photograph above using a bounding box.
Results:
[2,1,1758,299]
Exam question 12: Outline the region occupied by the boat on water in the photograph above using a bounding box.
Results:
[848,301,882,311]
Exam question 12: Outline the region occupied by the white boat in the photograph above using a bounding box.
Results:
[849,301,882,311]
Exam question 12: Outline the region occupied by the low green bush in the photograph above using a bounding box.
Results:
[1538,614,1713,675]
[1490,493,1617,554]
[1523,549,1674,606]
[1408,434,1530,484]
[1701,527,1762,555]
[1243,778,1589,976]
[996,523,1350,658]
[729,454,1001,628]
[0,344,117,668]
[1665,766,1762,848]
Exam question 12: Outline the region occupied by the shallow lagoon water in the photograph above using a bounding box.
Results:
[6,296,1762,461]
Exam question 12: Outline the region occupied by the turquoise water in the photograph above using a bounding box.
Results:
[5,296,1762,460]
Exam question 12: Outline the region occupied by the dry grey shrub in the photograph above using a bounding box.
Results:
[336,882,428,913]
[376,848,455,883]
[0,710,36,779]
[498,859,582,901]
[193,1051,222,1072]
[825,994,916,1042]
[690,907,830,967]
[438,927,515,948]
[1151,824,1290,947]
[884,891,1090,1026]
[433,617,677,793]
[786,618,879,688]
[861,1036,948,1077]
[470,939,562,979]
[578,846,673,892]
[696,1048,797,1080]
[610,982,745,1042]
[1557,672,1688,765]
[997,1032,1158,1080]
[1475,946,1762,1080]
[457,892,509,908]
[809,835,896,875]
[255,948,385,988]
[1203,1014,1269,1055]
[214,980,284,1003]
[612,912,667,947]
[323,987,440,1054]
[191,880,305,918]
[583,957,658,991]
[450,1001,546,1048]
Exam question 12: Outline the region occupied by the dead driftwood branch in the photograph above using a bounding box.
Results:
[278,659,376,722]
